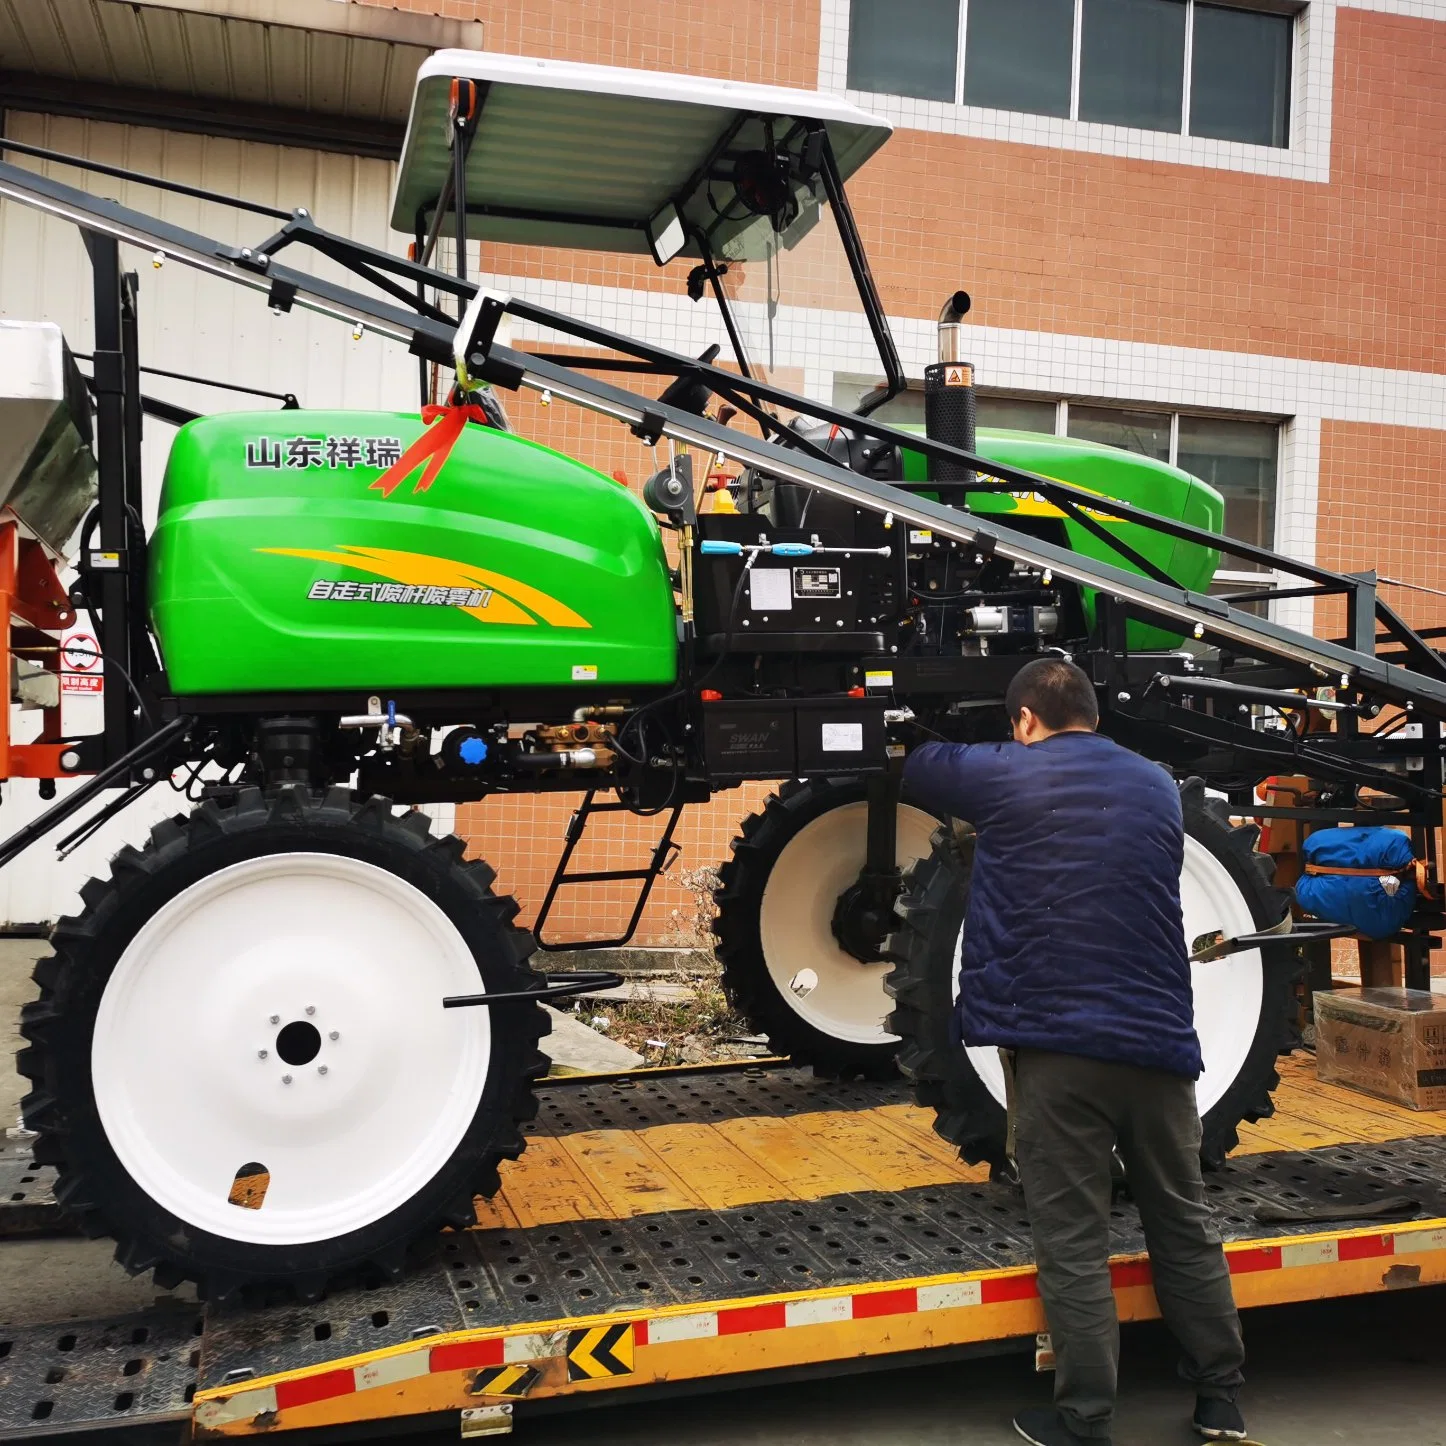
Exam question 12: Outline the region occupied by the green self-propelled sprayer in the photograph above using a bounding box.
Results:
[0,52,1440,1301]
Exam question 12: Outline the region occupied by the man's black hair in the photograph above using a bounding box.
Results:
[1005,657,1100,732]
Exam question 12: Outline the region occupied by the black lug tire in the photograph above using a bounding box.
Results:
[18,785,550,1303]
[884,777,1298,1169]
[714,778,945,1081]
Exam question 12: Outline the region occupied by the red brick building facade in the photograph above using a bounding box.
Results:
[354,0,1446,944]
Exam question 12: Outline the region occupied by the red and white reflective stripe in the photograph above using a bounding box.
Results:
[636,1276,996,1346]
[1223,1226,1446,1275]
[194,1225,1446,1426]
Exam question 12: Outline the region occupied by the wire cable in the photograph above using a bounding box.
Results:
[0,137,292,220]
[15,641,155,728]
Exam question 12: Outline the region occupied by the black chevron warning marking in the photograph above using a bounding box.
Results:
[566,1323,635,1380]
[470,1364,540,1398]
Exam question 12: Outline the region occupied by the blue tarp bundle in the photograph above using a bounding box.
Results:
[1295,827,1417,940]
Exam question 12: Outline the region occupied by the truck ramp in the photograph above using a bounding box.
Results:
[0,1056,1442,1440]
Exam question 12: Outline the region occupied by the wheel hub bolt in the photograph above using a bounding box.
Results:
[318,1065,328,1076]
[269,1014,280,1025]
[282,1074,293,1085]
[329,1031,339,1041]
[257,1049,268,1060]
[305,1006,316,1016]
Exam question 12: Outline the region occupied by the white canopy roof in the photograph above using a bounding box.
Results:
[389,51,892,261]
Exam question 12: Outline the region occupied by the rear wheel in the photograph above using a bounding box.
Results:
[885,779,1297,1168]
[18,785,548,1301]
[714,779,943,1079]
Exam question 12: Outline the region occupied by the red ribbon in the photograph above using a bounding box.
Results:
[371,403,487,498]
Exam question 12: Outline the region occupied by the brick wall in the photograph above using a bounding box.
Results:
[1316,421,1446,636]
[363,0,1446,941]
[371,4,1446,371]
[456,784,773,945]
[358,0,820,87]
[844,9,1446,369]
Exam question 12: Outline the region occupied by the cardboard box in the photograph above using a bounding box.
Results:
[1314,988,1446,1111]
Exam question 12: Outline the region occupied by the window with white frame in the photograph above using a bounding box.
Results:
[845,0,1295,148]
[830,379,1281,578]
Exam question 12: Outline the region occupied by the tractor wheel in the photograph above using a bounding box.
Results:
[884,778,1297,1169]
[18,785,548,1302]
[714,778,944,1080]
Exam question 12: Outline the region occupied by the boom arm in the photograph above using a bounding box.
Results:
[1,150,1443,721]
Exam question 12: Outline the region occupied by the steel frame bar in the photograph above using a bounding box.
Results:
[3,154,1446,719]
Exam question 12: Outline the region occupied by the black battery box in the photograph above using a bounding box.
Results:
[702,696,887,780]
[695,512,902,655]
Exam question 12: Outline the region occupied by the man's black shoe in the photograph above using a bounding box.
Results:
[1013,1407,1111,1446]
[1192,1395,1247,1440]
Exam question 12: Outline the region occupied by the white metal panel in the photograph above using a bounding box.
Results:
[0,0,439,123]
[390,50,892,256]
[0,112,419,927]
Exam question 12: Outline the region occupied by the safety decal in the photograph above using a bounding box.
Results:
[793,567,840,599]
[565,1323,634,1381]
[469,1365,540,1399]
[257,544,591,630]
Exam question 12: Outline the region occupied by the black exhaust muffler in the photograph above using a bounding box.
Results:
[924,290,975,488]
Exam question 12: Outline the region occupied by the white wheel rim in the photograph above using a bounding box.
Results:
[758,800,938,1045]
[954,832,1263,1116]
[92,852,493,1245]
[1180,833,1263,1115]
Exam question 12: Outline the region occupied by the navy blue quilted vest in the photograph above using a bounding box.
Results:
[904,732,1203,1078]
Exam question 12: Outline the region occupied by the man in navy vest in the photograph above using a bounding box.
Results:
[903,657,1246,1446]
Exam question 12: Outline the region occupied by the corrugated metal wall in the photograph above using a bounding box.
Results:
[0,112,434,926]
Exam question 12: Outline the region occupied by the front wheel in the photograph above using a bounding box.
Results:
[885,779,1298,1168]
[18,786,548,1301]
[714,778,944,1079]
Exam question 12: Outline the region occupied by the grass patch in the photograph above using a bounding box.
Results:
[558,972,763,1066]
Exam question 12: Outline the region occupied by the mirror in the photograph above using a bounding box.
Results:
[646,201,686,266]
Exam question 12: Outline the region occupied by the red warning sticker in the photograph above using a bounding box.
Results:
[61,631,103,694]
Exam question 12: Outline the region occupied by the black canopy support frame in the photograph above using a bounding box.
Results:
[812,124,905,413]
[691,227,755,381]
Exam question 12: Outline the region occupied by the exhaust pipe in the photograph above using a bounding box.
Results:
[924,290,975,488]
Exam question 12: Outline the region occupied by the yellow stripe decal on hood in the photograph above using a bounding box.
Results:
[259,545,591,629]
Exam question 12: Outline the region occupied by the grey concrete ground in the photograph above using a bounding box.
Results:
[0,1236,195,1324]
[519,1287,1446,1446]
[0,937,199,1324]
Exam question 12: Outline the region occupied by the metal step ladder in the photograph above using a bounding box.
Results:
[532,790,685,951]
